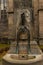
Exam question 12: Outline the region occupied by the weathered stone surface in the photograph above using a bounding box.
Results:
[2,59,43,65]
[39,11,43,38]
[39,0,43,9]
[7,0,14,12]
[8,14,16,39]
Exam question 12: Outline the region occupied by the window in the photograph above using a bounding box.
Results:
[1,0,7,10]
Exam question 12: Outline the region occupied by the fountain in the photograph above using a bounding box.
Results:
[2,0,43,65]
[2,11,43,65]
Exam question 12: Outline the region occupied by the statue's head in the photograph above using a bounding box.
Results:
[21,13,25,25]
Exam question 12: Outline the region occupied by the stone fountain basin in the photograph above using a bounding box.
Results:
[2,41,43,65]
[2,53,43,64]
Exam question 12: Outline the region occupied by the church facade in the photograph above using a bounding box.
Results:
[0,0,43,45]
